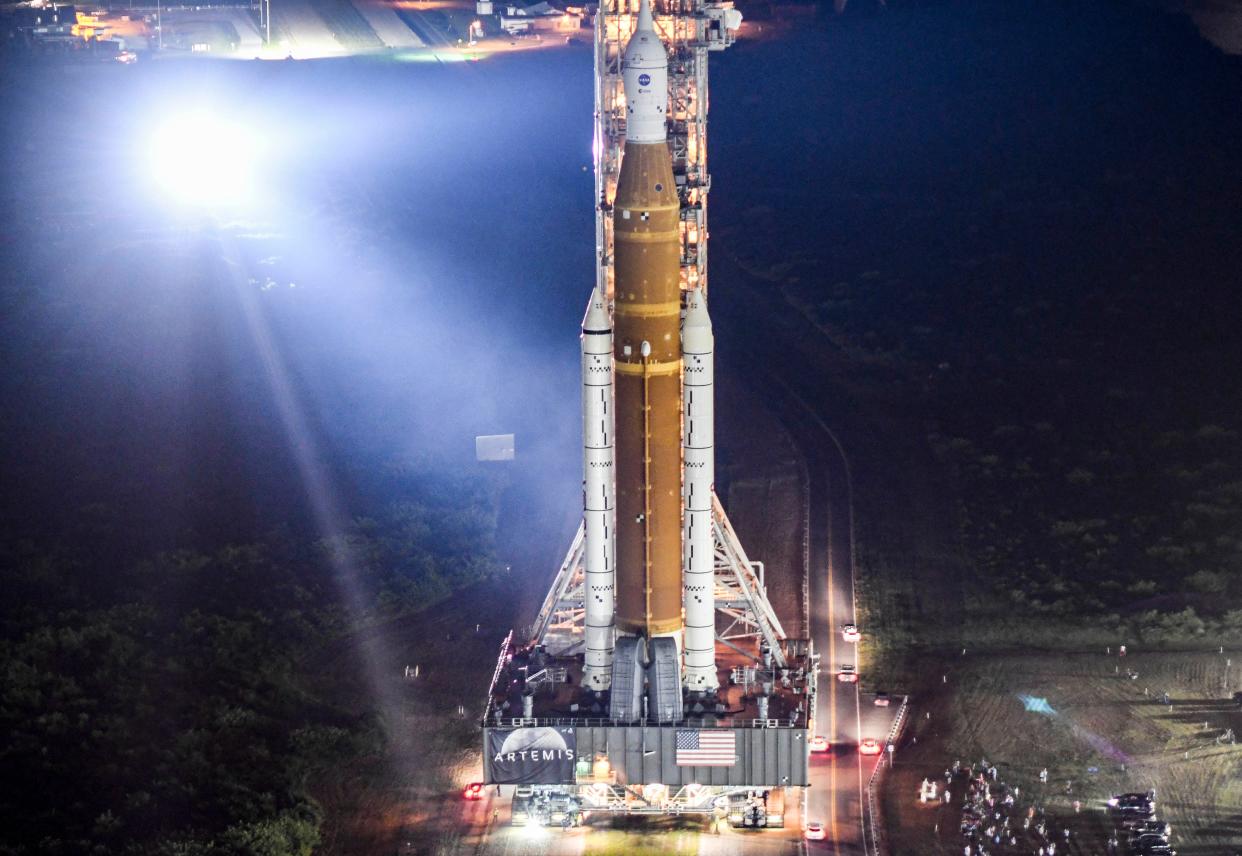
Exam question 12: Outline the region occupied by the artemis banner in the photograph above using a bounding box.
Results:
[485,726,577,784]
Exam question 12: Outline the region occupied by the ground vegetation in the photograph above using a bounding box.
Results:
[0,467,497,856]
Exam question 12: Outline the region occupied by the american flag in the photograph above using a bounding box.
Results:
[675,729,736,766]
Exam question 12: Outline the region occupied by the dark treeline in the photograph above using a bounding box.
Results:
[0,465,497,856]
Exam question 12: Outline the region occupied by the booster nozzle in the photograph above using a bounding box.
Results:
[622,0,668,144]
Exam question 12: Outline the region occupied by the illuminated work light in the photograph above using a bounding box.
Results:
[148,111,263,206]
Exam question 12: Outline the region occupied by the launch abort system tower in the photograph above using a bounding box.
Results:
[482,0,816,825]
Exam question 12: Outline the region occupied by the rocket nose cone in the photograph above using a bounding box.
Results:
[635,0,654,33]
[583,286,610,330]
[683,288,712,330]
[624,0,663,66]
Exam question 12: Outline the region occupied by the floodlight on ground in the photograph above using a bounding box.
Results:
[148,111,263,206]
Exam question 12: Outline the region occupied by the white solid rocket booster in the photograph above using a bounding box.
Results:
[581,286,616,690]
[682,288,717,691]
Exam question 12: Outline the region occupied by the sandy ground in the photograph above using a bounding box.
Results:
[880,650,1242,855]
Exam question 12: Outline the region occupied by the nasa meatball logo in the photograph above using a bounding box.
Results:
[638,73,652,87]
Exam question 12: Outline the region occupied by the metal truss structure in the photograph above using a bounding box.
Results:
[516,781,787,825]
[530,495,789,668]
[593,0,740,300]
[578,782,746,814]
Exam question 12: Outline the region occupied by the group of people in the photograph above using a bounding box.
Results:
[945,758,1080,856]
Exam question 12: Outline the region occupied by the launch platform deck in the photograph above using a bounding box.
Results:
[486,639,815,728]
[481,634,814,788]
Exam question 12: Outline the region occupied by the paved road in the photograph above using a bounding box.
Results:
[394,7,456,49]
[802,397,866,855]
[753,366,865,854]
[775,380,898,856]
[716,256,901,855]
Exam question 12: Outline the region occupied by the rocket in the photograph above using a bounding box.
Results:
[579,0,719,711]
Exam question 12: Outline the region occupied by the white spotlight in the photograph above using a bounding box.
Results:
[149,111,262,206]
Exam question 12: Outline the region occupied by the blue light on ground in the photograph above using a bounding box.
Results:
[1019,694,1056,716]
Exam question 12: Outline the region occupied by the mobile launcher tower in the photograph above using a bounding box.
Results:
[482,0,816,825]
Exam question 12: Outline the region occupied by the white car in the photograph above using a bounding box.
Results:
[804,820,826,841]
[837,664,858,683]
[842,624,860,643]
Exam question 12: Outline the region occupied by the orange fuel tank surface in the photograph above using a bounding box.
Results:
[612,139,683,639]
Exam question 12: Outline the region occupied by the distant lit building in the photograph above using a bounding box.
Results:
[3,2,80,49]
[489,0,585,36]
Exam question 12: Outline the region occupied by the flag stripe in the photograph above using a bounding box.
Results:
[675,730,737,766]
